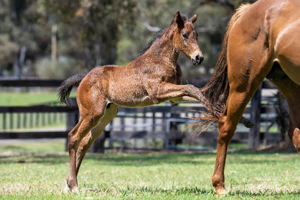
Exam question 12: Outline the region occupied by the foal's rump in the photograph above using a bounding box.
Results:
[59,63,159,108]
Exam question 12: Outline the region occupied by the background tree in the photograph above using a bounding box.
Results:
[0,0,256,79]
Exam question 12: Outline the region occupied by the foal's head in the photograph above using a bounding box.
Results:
[173,12,204,65]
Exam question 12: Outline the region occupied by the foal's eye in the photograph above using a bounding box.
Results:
[182,33,188,40]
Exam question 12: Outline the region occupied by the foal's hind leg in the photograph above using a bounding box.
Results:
[66,99,107,192]
[75,104,118,175]
[271,78,300,153]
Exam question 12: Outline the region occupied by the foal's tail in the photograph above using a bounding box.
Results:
[58,73,86,104]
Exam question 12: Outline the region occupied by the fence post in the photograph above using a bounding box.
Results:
[168,103,182,149]
[65,99,79,151]
[248,86,262,149]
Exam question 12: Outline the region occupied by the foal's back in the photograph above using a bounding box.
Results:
[77,53,178,108]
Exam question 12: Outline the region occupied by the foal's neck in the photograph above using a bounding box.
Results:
[147,26,179,64]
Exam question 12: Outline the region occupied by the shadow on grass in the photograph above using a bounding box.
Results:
[83,185,215,196]
[84,152,217,166]
[227,189,300,198]
[0,151,297,166]
[82,185,300,198]
[83,151,298,166]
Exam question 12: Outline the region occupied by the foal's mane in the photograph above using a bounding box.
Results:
[140,14,188,56]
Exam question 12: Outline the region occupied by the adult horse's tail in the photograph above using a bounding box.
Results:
[58,74,86,104]
[199,4,253,127]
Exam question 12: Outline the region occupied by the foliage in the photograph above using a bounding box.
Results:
[0,0,257,80]
[39,0,138,69]
[35,57,81,79]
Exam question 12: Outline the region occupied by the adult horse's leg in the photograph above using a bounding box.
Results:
[212,40,272,194]
[66,96,107,192]
[271,20,300,153]
[75,104,118,175]
[271,77,300,153]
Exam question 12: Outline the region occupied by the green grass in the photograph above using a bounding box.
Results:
[0,141,299,199]
[0,92,59,106]
[0,140,66,153]
[0,91,77,106]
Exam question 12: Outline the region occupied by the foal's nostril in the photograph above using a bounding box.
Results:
[199,56,204,63]
[195,55,204,64]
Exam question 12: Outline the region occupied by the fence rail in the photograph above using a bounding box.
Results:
[0,79,283,151]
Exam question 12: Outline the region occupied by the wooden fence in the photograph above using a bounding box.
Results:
[0,79,282,151]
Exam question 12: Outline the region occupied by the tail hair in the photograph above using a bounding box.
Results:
[58,73,86,104]
[187,4,253,134]
[201,3,251,118]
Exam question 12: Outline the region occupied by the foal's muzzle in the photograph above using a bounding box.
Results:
[192,54,204,65]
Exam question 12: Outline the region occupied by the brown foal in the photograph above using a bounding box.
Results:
[59,12,206,192]
[201,0,300,195]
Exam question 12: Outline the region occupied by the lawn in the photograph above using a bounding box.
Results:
[0,92,59,106]
[0,91,78,106]
[0,141,299,199]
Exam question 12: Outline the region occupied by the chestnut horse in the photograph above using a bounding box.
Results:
[201,0,300,195]
[59,12,207,192]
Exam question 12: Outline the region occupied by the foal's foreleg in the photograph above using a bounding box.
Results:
[156,83,206,103]
[75,104,118,175]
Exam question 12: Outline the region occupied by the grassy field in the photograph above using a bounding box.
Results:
[0,92,298,199]
[0,92,61,106]
[0,141,299,199]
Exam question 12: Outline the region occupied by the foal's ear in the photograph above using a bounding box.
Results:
[190,14,197,23]
[174,11,184,29]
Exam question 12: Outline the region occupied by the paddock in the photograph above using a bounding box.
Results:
[0,149,299,199]
[0,79,286,152]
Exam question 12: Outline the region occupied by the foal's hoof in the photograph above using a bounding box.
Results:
[64,182,79,193]
[215,186,227,196]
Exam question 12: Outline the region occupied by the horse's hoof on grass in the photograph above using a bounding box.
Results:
[71,187,79,193]
[64,184,71,193]
[64,183,79,193]
[216,188,227,196]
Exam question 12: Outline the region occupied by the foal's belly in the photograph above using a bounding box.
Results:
[107,84,158,107]
[112,96,156,108]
